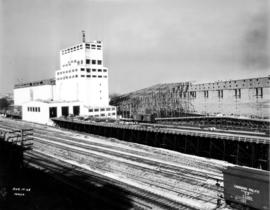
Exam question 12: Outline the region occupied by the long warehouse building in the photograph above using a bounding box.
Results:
[111,76,270,119]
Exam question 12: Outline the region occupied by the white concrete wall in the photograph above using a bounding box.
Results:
[22,101,117,125]
[22,101,82,125]
[190,87,270,118]
[14,85,54,106]
[55,78,79,101]
[22,101,50,124]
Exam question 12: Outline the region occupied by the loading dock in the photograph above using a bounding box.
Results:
[73,106,80,116]
[49,107,57,118]
[61,106,69,117]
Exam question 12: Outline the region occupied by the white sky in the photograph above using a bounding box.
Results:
[0,0,269,94]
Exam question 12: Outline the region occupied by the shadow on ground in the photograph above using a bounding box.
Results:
[0,142,133,210]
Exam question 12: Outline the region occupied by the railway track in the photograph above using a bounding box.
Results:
[0,119,226,179]
[24,150,195,210]
[0,119,227,173]
[140,122,269,137]
[31,139,221,205]
[0,117,229,209]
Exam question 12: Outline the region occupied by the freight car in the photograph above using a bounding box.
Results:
[132,114,155,123]
[223,166,269,210]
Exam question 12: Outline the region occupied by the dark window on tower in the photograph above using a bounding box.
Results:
[92,60,96,65]
[98,60,102,65]
[86,44,90,49]
[86,59,90,64]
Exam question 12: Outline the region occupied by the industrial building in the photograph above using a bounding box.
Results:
[111,76,270,119]
[14,33,116,125]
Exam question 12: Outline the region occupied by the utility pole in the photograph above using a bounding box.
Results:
[82,30,86,43]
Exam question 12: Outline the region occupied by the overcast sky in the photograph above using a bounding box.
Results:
[0,0,269,95]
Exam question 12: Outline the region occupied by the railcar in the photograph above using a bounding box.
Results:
[132,114,155,123]
[223,166,269,210]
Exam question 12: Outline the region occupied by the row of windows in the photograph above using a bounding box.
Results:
[27,107,40,112]
[192,78,269,90]
[86,59,102,65]
[196,78,264,86]
[58,69,78,74]
[85,43,102,50]
[80,68,107,73]
[88,107,116,112]
[62,43,103,55]
[81,75,107,78]
[188,88,263,99]
[62,59,103,67]
[57,68,107,75]
[63,60,83,67]
[62,45,83,54]
[91,113,115,117]
[56,74,108,80]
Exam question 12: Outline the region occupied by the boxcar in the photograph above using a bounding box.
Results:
[133,114,143,122]
[223,166,269,210]
[133,114,155,123]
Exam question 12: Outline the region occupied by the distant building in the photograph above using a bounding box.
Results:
[111,76,270,119]
[14,34,116,125]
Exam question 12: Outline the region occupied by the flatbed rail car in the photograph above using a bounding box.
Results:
[223,166,269,210]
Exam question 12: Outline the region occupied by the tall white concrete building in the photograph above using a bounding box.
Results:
[55,40,109,106]
[14,33,116,125]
